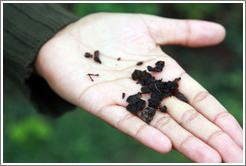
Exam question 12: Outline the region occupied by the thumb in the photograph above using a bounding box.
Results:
[139,14,226,47]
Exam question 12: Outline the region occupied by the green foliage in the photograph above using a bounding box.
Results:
[9,117,52,146]
[72,3,161,16]
[173,3,221,19]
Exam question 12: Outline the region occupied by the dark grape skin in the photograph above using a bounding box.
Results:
[125,60,188,124]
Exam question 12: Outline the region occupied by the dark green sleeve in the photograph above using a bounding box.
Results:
[3,3,79,117]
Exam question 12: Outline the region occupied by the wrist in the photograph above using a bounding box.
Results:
[33,22,75,78]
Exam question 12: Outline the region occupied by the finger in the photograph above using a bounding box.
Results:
[150,111,222,163]
[161,97,243,163]
[139,14,226,47]
[153,57,243,149]
[92,105,172,154]
[179,72,243,148]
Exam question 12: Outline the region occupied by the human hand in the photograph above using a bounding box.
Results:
[34,13,243,163]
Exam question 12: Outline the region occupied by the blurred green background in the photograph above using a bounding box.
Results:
[3,3,243,163]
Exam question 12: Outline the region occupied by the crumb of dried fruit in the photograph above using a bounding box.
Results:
[141,107,156,123]
[131,70,146,80]
[94,50,100,56]
[126,92,141,103]
[122,93,125,99]
[148,98,161,109]
[141,86,151,94]
[147,61,165,72]
[126,99,146,114]
[137,73,156,86]
[136,61,143,66]
[126,93,146,113]
[85,52,93,58]
[159,106,167,113]
[176,91,188,102]
[94,50,102,64]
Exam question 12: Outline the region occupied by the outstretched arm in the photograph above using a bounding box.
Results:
[35,13,243,163]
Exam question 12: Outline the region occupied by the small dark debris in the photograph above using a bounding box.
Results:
[148,98,161,109]
[122,93,126,99]
[117,57,121,61]
[141,86,151,94]
[84,50,102,64]
[176,92,188,102]
[136,61,143,66]
[94,50,102,64]
[126,92,141,103]
[87,73,99,82]
[85,52,93,58]
[126,60,188,124]
[147,66,155,72]
[94,56,101,64]
[137,73,156,86]
[126,99,146,114]
[126,93,146,114]
[94,50,100,56]
[131,70,146,80]
[147,61,165,72]
[173,77,181,83]
[159,106,167,113]
[141,107,156,123]
[145,118,152,124]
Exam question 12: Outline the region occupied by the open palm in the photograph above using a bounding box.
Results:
[35,13,243,163]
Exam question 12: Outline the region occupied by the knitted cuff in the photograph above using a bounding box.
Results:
[3,3,79,117]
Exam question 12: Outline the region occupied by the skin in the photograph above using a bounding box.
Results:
[34,13,243,163]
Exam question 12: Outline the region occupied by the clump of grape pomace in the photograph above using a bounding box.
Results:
[126,61,188,123]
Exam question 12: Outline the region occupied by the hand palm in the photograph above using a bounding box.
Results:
[36,13,243,163]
